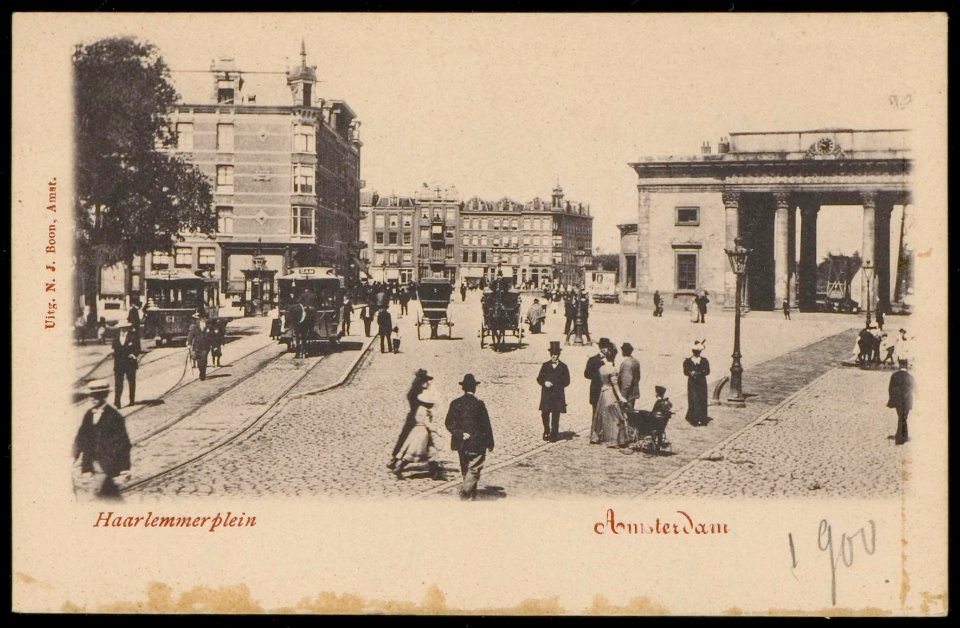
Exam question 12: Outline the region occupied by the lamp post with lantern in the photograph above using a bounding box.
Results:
[861,260,874,327]
[724,238,751,407]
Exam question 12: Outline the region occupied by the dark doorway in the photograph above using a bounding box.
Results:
[742,195,775,310]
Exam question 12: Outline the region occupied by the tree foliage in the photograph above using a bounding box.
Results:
[74,37,214,272]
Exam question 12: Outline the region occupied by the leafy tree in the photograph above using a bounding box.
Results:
[74,37,214,313]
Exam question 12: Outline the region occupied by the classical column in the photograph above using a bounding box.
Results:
[722,189,741,309]
[799,202,820,311]
[636,185,652,299]
[874,196,893,312]
[787,204,797,309]
[861,191,877,310]
[773,192,791,309]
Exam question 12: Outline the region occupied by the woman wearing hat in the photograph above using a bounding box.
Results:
[590,343,630,447]
[683,340,711,426]
[388,369,435,473]
[537,341,571,441]
[73,380,131,499]
[392,372,442,480]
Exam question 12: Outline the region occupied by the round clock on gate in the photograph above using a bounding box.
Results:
[816,137,835,154]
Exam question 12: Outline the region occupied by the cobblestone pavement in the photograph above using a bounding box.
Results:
[649,366,904,498]
[122,294,893,500]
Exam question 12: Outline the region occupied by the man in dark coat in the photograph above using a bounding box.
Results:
[683,340,711,425]
[127,299,142,331]
[887,359,915,445]
[697,292,710,324]
[74,380,131,499]
[445,374,495,500]
[112,323,140,408]
[537,341,571,441]
[460,282,467,302]
[187,314,214,380]
[586,338,610,443]
[563,295,576,338]
[653,291,663,317]
[376,306,393,353]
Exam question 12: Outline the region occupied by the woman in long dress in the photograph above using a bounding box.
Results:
[592,344,630,447]
[394,381,442,480]
[683,340,711,425]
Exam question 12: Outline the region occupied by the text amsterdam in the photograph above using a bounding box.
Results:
[593,508,730,536]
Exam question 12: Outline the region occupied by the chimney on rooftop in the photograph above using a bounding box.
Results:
[701,141,712,155]
[718,137,731,154]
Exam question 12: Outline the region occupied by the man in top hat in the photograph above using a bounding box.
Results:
[887,358,915,445]
[585,338,611,442]
[112,322,140,408]
[445,374,495,501]
[618,342,642,410]
[73,379,131,499]
[537,341,571,441]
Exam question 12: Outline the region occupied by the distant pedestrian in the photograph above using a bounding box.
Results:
[653,290,663,317]
[187,314,213,380]
[399,289,410,317]
[618,342,641,410]
[376,307,393,353]
[887,359,914,445]
[73,380,131,500]
[683,340,710,426]
[537,341,570,441]
[782,300,791,320]
[388,369,435,473]
[697,292,710,324]
[127,299,142,332]
[876,307,885,331]
[445,374,495,501]
[857,327,874,366]
[360,305,373,337]
[525,298,546,334]
[391,326,402,353]
[652,385,674,446]
[341,296,354,336]
[96,316,108,344]
[460,282,467,302]
[563,296,576,339]
[112,323,139,408]
[689,299,700,323]
[210,319,226,367]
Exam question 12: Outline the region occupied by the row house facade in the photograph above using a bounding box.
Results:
[96,45,363,318]
[359,182,592,287]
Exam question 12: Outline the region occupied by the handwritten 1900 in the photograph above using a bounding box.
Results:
[789,518,877,606]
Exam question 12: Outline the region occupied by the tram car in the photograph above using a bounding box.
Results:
[142,269,222,346]
[416,278,454,340]
[479,276,524,351]
[276,267,345,356]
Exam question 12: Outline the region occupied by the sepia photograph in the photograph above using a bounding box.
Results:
[12,12,948,615]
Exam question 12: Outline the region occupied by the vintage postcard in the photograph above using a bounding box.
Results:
[11,12,948,615]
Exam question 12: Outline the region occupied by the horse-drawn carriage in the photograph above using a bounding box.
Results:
[275,267,345,357]
[142,269,222,346]
[479,276,524,351]
[416,278,454,340]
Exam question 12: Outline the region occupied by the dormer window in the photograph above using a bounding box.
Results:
[217,80,235,104]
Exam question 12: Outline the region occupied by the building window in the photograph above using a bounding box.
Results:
[292,206,314,236]
[374,214,385,228]
[294,124,316,153]
[480,251,487,263]
[403,216,412,227]
[402,252,412,264]
[198,247,217,268]
[462,251,469,263]
[176,123,193,151]
[419,244,429,258]
[481,218,489,230]
[481,235,488,246]
[217,124,234,152]
[175,247,193,268]
[216,165,234,194]
[293,165,314,194]
[676,252,698,291]
[389,214,398,228]
[374,252,385,266]
[375,232,384,244]
[471,251,478,263]
[389,252,398,264]
[625,255,637,289]
[217,80,235,104]
[216,206,233,234]
[403,233,412,245]
[151,251,172,269]
[389,233,398,245]
[676,206,700,226]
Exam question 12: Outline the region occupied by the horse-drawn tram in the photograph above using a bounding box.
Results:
[416,278,454,340]
[480,276,524,351]
[143,269,221,346]
[276,267,345,356]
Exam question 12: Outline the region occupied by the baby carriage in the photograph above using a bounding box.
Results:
[621,394,674,455]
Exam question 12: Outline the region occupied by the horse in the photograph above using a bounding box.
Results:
[284,303,316,358]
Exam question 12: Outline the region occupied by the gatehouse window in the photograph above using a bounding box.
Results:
[675,252,698,291]
[675,206,700,226]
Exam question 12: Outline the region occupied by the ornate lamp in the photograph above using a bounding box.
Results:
[861,261,874,327]
[724,237,752,407]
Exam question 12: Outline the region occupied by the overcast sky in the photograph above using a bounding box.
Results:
[58,13,937,253]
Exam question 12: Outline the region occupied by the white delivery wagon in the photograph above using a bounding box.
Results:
[587,270,619,304]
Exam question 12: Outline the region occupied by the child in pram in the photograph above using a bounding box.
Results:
[623,385,674,452]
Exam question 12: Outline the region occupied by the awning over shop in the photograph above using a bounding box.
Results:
[462,266,485,278]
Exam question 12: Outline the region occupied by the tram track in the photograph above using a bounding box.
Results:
[121,337,374,494]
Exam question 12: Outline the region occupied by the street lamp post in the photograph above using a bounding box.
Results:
[862,261,874,327]
[724,238,751,407]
